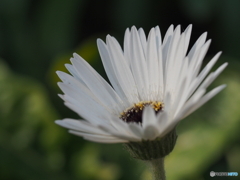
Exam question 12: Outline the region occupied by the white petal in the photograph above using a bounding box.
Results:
[128,123,144,138]
[190,55,224,92]
[55,119,110,135]
[197,52,222,81]
[162,24,174,55]
[164,26,182,95]
[189,40,211,82]
[143,126,159,140]
[146,28,159,100]
[142,106,159,140]
[183,24,192,56]
[172,77,188,116]
[138,28,147,56]
[65,64,85,84]
[58,83,111,124]
[142,106,157,128]
[83,136,128,143]
[156,27,164,99]
[105,36,139,104]
[99,125,141,142]
[155,26,162,47]
[188,32,207,61]
[201,63,228,89]
[123,28,131,66]
[187,52,222,98]
[174,88,206,121]
[56,80,96,108]
[189,62,227,100]
[108,117,140,139]
[162,25,174,84]
[56,71,94,101]
[69,130,128,143]
[193,40,212,75]
[156,111,174,138]
[71,53,122,112]
[64,101,109,125]
[163,92,172,113]
[130,26,149,100]
[165,33,186,98]
[180,84,226,119]
[97,39,129,106]
[197,62,227,91]
[165,25,181,70]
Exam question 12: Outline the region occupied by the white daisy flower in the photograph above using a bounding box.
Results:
[55,25,227,144]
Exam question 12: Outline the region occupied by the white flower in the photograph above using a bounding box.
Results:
[55,25,227,143]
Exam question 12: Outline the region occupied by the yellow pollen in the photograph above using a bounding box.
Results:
[134,102,145,110]
[151,101,163,111]
[119,101,163,123]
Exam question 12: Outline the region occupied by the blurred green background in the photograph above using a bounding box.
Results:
[0,0,240,180]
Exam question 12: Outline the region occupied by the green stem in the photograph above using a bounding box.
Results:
[150,158,166,180]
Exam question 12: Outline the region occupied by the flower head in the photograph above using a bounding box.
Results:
[56,25,227,144]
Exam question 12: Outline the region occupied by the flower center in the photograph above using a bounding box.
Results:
[120,101,163,123]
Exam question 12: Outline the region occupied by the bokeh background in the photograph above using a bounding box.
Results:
[0,0,240,180]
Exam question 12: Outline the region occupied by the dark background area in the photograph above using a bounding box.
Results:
[0,0,240,180]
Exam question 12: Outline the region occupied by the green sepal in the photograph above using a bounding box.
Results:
[124,129,177,160]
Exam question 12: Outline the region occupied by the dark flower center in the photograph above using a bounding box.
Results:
[120,101,163,123]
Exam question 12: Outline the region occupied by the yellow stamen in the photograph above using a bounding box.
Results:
[151,101,163,111]
[120,101,163,123]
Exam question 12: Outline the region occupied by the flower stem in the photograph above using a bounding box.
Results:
[150,158,166,180]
